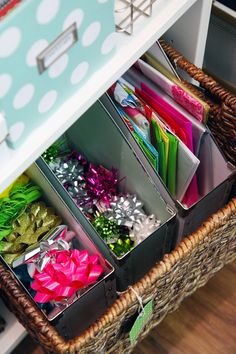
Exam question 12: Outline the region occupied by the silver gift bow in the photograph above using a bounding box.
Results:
[33,238,70,272]
[50,158,85,185]
[106,195,146,228]
[50,157,92,212]
[67,184,92,213]
[130,215,161,246]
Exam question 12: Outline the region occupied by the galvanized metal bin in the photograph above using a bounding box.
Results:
[100,93,236,243]
[37,100,177,291]
[1,164,116,340]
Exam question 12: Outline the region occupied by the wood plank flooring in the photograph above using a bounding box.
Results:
[13,261,236,354]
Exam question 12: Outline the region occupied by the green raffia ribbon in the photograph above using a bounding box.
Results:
[0,183,42,238]
[0,183,42,240]
[0,201,62,265]
[92,214,133,257]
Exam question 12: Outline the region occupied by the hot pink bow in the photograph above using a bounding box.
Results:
[31,249,104,303]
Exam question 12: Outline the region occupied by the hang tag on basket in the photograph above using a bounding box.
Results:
[129,299,153,346]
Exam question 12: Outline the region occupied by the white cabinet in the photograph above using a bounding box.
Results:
[0,0,212,193]
[0,1,213,352]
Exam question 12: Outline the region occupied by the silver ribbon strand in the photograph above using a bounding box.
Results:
[34,239,70,272]
[106,195,146,228]
[130,215,161,246]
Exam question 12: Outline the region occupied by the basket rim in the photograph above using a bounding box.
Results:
[0,197,235,353]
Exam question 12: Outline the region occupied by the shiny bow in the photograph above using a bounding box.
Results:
[50,157,85,186]
[1,202,61,265]
[67,185,92,214]
[31,249,104,303]
[106,195,146,228]
[85,164,118,207]
[92,213,134,257]
[108,234,134,257]
[50,155,93,212]
[31,238,70,272]
[92,214,120,243]
[130,215,161,246]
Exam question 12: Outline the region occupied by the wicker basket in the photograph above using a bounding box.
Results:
[0,43,235,354]
[0,198,235,354]
[159,39,236,165]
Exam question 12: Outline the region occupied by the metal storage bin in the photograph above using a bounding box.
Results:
[0,164,116,340]
[37,99,177,291]
[100,93,236,243]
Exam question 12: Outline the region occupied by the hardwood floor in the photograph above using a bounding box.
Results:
[13,261,236,354]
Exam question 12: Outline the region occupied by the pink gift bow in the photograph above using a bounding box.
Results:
[31,249,104,303]
[85,164,118,208]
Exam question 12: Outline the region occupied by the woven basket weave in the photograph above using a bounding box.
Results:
[0,43,235,354]
[0,198,235,354]
[159,39,236,165]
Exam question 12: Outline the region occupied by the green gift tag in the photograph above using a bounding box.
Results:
[129,300,154,346]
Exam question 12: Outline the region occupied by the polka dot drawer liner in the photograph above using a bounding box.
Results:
[0,0,116,148]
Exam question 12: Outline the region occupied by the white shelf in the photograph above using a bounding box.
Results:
[214,1,236,18]
[0,299,26,354]
[0,0,198,193]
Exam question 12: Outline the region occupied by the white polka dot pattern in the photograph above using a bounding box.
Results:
[13,84,35,109]
[38,90,58,113]
[8,122,25,143]
[0,74,12,98]
[101,33,117,55]
[0,27,21,58]
[0,0,115,146]
[26,39,49,67]
[36,0,60,24]
[71,62,89,85]
[82,22,101,47]
[63,9,84,31]
[48,54,69,79]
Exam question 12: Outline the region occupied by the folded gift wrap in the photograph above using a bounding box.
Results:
[109,84,159,172]
[151,119,167,184]
[165,131,178,197]
[140,80,207,157]
[142,48,210,123]
[124,68,200,207]
[135,81,200,207]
